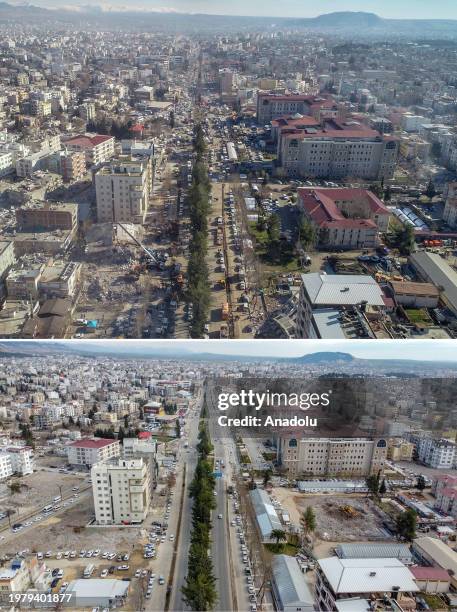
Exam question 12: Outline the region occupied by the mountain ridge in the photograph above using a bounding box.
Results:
[0,5,457,30]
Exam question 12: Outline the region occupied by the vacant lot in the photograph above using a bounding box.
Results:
[271,487,392,542]
[0,469,88,517]
[296,495,392,542]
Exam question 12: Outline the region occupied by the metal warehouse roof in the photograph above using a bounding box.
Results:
[410,251,457,311]
[317,557,418,595]
[67,578,129,598]
[301,273,385,307]
[413,536,457,575]
[250,488,282,538]
[297,480,368,493]
[272,555,314,609]
[335,543,412,564]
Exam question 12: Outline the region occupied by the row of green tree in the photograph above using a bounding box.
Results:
[182,420,218,610]
[366,471,417,541]
[188,124,212,337]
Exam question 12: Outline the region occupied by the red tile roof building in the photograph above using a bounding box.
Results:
[64,133,115,166]
[66,437,120,466]
[410,566,451,594]
[257,92,340,125]
[298,187,390,250]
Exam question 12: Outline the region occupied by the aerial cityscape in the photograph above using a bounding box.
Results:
[0,340,456,611]
[2,1,457,610]
[1,3,457,339]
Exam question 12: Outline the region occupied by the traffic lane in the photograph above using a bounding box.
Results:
[167,409,202,611]
[212,474,232,612]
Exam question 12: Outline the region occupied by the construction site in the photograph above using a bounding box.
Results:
[271,488,394,543]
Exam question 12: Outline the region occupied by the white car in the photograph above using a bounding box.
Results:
[100,569,108,578]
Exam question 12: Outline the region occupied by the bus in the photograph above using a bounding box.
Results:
[83,564,95,578]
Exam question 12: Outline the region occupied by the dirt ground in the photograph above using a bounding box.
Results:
[0,469,88,516]
[271,487,392,542]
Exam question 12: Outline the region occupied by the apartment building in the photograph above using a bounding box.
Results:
[78,102,96,122]
[421,438,456,469]
[432,475,457,519]
[0,559,31,593]
[295,273,385,338]
[91,458,151,525]
[443,183,457,229]
[0,240,15,281]
[95,154,153,223]
[298,187,390,250]
[29,99,52,117]
[278,436,387,478]
[1,446,34,475]
[16,202,78,233]
[60,150,86,183]
[278,120,398,181]
[64,133,115,166]
[0,453,12,480]
[15,150,51,177]
[0,151,13,177]
[67,438,120,467]
[38,262,81,300]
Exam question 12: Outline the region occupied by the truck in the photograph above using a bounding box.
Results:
[83,564,95,578]
[221,303,229,321]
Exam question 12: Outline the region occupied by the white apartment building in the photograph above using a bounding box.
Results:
[66,438,120,467]
[0,453,12,480]
[401,113,427,133]
[0,152,13,177]
[419,438,455,469]
[278,437,387,478]
[295,273,385,339]
[95,154,153,223]
[0,240,15,281]
[15,150,52,178]
[2,446,34,475]
[123,437,157,459]
[91,458,151,525]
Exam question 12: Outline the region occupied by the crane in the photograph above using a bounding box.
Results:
[115,223,162,268]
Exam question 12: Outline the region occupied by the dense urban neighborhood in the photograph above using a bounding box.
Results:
[1,5,457,338]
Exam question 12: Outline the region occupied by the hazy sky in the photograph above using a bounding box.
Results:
[47,339,457,361]
[12,1,457,20]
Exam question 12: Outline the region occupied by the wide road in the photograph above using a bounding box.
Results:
[211,433,234,612]
[167,387,204,611]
